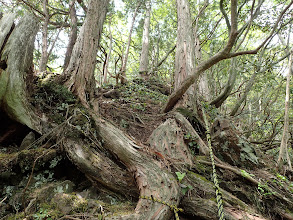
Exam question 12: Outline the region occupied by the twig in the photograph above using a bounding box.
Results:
[0,196,7,206]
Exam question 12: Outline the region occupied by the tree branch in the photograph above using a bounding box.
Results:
[219,0,231,33]
[162,0,293,113]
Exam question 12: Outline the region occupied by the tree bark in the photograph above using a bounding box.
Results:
[103,15,113,84]
[174,0,195,105]
[120,1,141,84]
[64,0,109,106]
[139,0,151,77]
[39,0,49,72]
[277,50,293,170]
[88,113,181,220]
[0,13,41,131]
[63,0,78,70]
[194,0,210,101]
[162,0,293,113]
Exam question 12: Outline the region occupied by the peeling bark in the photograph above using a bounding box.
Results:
[174,0,195,106]
[63,137,139,199]
[89,113,181,220]
[64,0,109,106]
[148,118,193,166]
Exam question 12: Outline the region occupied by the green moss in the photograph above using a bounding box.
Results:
[6,212,25,220]
[40,81,76,104]
[33,202,63,219]
[116,78,168,110]
[0,152,18,161]
[100,201,135,216]
[187,170,211,183]
[193,156,212,174]
[32,81,76,124]
[209,197,217,203]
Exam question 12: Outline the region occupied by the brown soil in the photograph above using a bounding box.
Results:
[99,97,167,143]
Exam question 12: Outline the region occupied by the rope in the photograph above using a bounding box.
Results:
[139,195,183,220]
[202,107,225,220]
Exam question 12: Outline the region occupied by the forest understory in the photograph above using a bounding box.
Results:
[1,0,293,219]
[1,76,293,220]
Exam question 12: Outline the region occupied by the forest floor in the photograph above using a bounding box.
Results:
[1,77,293,220]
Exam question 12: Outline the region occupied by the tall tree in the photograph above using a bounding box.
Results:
[194,0,210,101]
[64,0,110,106]
[39,0,49,72]
[174,0,195,106]
[163,0,293,113]
[139,0,151,78]
[120,1,141,84]
[63,0,77,70]
[277,32,293,171]
[102,15,113,84]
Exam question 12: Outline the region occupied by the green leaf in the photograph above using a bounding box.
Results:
[175,172,186,182]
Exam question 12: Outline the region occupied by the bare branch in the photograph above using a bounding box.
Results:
[220,0,231,32]
[20,0,45,17]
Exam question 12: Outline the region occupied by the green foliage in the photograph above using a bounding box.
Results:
[33,208,53,220]
[49,155,62,168]
[240,144,259,165]
[32,203,62,220]
[175,172,186,183]
[184,133,199,155]
[115,78,168,111]
[34,170,54,188]
[4,185,15,197]
[257,182,275,198]
[33,81,76,123]
[175,172,193,195]
[39,82,76,105]
[240,169,255,178]
[180,183,193,196]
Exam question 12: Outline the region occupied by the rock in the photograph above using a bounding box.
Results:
[19,131,35,150]
[211,118,258,168]
[31,180,75,202]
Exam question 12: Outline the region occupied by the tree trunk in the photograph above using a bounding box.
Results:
[86,112,181,220]
[120,1,141,84]
[103,15,113,84]
[230,69,257,116]
[174,0,195,105]
[63,0,78,70]
[64,0,109,106]
[148,45,176,75]
[139,0,151,78]
[277,50,293,171]
[209,57,237,108]
[194,1,210,101]
[39,0,49,72]
[0,13,41,131]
